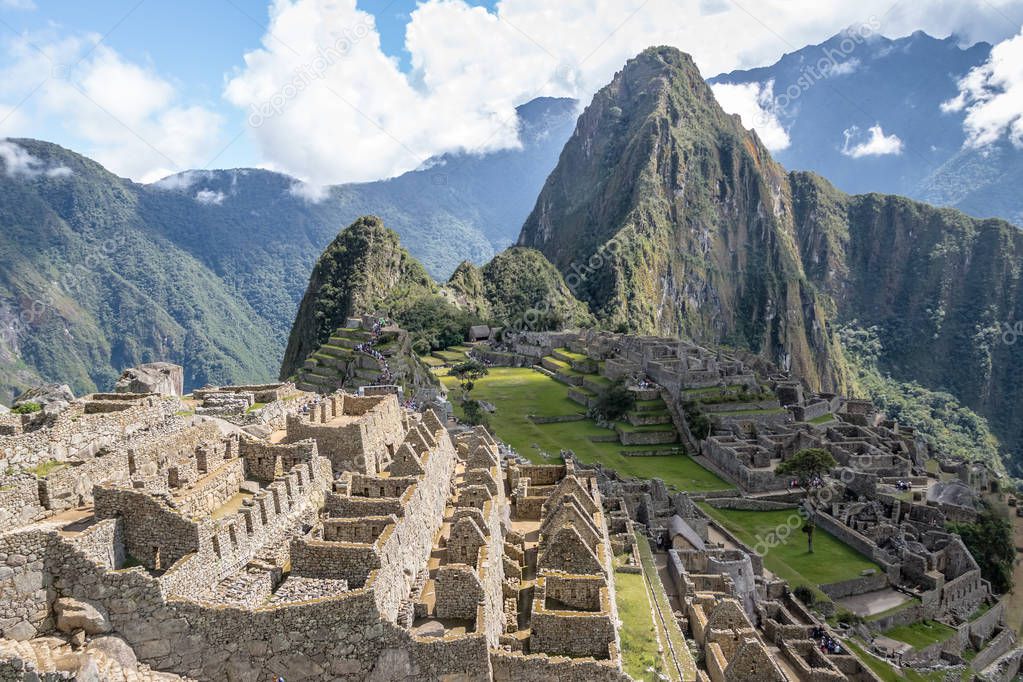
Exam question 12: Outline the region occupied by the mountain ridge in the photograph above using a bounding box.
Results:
[518,44,1023,470]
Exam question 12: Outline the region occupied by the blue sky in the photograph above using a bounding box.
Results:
[0,0,497,171]
[0,0,1020,185]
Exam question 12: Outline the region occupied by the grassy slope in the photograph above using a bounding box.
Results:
[438,367,732,493]
[698,505,880,587]
[614,569,670,681]
[884,620,957,649]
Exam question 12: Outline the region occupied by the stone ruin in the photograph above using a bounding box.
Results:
[0,381,638,681]
[2,326,1022,680]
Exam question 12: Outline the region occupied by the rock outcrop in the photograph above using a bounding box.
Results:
[54,598,111,635]
[115,363,184,397]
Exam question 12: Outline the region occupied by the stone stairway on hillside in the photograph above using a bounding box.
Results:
[294,319,431,395]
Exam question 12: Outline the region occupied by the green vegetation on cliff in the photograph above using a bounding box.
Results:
[280,216,444,378]
[518,46,848,393]
[839,325,1005,474]
[450,248,593,331]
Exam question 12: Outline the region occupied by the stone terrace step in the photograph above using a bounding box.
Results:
[626,411,672,427]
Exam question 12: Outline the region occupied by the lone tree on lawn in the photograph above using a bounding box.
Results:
[775,448,837,554]
[451,359,488,398]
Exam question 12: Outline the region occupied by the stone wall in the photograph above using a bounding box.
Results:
[173,458,246,518]
[491,651,629,681]
[93,486,201,570]
[818,573,889,600]
[434,564,483,621]
[530,608,615,659]
[0,528,53,640]
[0,476,45,528]
[0,398,174,472]
[972,629,1017,672]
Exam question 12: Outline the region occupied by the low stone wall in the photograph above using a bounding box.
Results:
[173,459,246,518]
[617,429,677,446]
[0,527,54,640]
[979,642,1023,681]
[819,572,889,600]
[814,511,895,572]
[434,564,483,621]
[972,628,1017,671]
[705,498,797,512]
[0,399,173,472]
[0,475,45,528]
[528,414,587,424]
[491,651,629,681]
[621,449,681,457]
[530,609,615,660]
[475,349,534,367]
[970,600,1007,644]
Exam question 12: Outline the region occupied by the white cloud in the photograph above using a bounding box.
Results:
[841,124,904,157]
[0,139,72,178]
[225,0,1023,185]
[942,26,1023,148]
[0,32,223,182]
[194,189,226,205]
[827,58,860,76]
[710,80,791,151]
[0,0,36,10]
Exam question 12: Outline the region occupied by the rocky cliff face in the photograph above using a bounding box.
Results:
[279,216,436,379]
[519,45,1023,469]
[790,173,1023,471]
[519,47,849,392]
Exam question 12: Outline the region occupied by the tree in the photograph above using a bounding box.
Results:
[683,401,711,440]
[461,399,489,428]
[949,503,1015,594]
[775,448,837,554]
[451,359,488,396]
[593,379,636,421]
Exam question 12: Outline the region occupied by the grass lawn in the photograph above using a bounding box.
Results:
[438,367,732,493]
[614,568,672,681]
[635,534,697,681]
[884,621,957,649]
[808,413,837,424]
[845,639,953,682]
[698,505,881,588]
[553,347,590,363]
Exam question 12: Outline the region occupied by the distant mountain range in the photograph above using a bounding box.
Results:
[0,98,577,400]
[711,30,1023,228]
[5,30,1023,475]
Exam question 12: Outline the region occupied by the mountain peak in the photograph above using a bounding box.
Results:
[518,47,841,390]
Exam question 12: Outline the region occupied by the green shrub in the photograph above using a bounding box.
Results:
[462,399,489,428]
[11,402,42,415]
[793,585,815,606]
[683,401,711,440]
[593,379,636,421]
